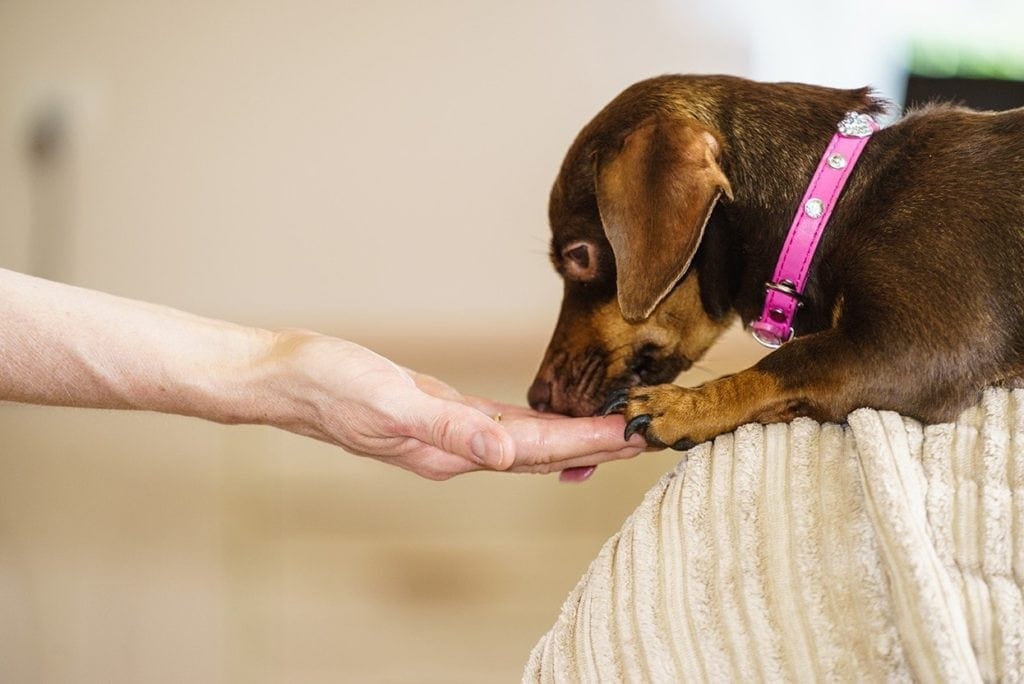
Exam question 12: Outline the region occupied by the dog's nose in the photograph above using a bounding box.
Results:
[528,377,553,413]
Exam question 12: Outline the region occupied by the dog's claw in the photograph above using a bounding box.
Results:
[623,414,652,441]
[672,438,696,452]
[601,389,630,416]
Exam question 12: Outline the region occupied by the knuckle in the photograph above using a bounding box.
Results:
[429,415,459,452]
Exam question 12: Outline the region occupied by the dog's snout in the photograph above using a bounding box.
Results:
[528,377,553,413]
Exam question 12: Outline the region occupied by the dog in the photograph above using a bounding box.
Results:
[528,74,1024,450]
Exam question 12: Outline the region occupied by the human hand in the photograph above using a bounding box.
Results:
[449,392,644,482]
[411,370,646,481]
[263,331,644,480]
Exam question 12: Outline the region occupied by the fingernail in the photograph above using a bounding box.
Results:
[471,433,502,467]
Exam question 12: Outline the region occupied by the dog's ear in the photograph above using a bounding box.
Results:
[596,118,733,322]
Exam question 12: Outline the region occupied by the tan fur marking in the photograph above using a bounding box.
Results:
[623,370,791,446]
[831,295,845,327]
[588,273,733,383]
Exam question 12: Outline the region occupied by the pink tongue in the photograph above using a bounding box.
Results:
[559,465,597,483]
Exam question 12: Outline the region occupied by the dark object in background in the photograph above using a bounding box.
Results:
[905,75,1024,111]
[26,101,74,281]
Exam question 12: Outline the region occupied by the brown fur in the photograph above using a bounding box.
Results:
[528,74,1024,449]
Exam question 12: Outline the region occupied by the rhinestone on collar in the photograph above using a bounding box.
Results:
[837,111,876,138]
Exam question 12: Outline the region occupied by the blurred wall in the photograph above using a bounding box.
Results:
[0,2,760,682]
[0,0,747,336]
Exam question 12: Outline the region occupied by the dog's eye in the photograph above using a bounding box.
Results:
[565,243,589,268]
[561,241,597,281]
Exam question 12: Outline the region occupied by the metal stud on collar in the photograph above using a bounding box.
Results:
[827,153,847,169]
[804,198,824,218]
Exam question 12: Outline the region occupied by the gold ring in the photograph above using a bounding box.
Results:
[492,413,502,422]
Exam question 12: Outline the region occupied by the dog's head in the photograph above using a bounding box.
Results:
[529,80,736,416]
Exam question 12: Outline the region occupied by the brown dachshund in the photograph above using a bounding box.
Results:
[528,74,1024,450]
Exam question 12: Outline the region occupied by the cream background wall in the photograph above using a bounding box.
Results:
[0,0,746,332]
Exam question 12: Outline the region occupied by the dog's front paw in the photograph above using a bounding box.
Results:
[601,384,701,451]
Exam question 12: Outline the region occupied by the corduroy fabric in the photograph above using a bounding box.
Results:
[525,388,1024,682]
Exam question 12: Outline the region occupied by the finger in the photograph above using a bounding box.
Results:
[508,443,642,474]
[402,395,516,470]
[460,396,569,421]
[502,414,645,467]
[461,395,534,416]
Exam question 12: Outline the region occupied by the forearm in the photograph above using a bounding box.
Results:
[0,268,275,424]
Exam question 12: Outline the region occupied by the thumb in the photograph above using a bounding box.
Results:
[407,396,515,470]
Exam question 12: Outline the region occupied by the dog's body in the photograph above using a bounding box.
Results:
[529,74,1024,450]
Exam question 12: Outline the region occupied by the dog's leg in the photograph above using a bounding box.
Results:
[604,329,973,449]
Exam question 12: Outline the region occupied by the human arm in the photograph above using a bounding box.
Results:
[0,268,642,479]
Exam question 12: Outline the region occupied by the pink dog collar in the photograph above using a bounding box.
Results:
[750,111,880,348]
